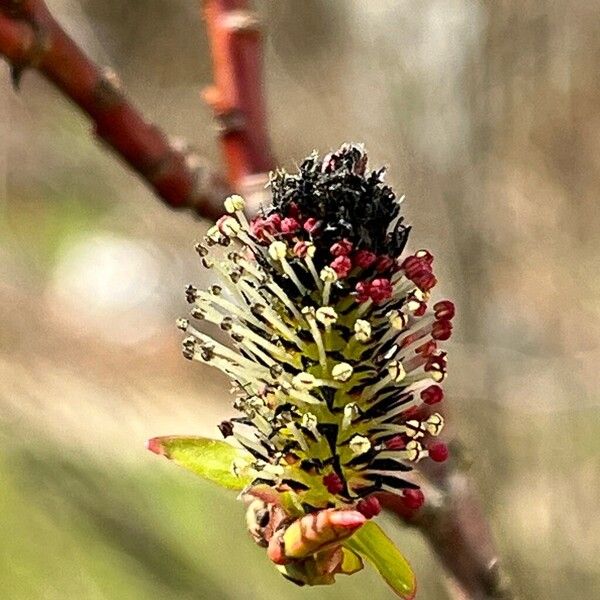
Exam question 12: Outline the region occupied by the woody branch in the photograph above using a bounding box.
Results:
[0,0,231,220]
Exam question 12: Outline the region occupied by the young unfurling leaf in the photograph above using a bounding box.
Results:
[147,436,252,490]
[345,521,416,599]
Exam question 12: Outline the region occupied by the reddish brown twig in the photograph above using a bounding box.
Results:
[379,442,515,600]
[201,0,275,206]
[0,0,230,220]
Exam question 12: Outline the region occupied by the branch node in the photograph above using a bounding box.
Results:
[221,10,261,34]
[95,67,124,108]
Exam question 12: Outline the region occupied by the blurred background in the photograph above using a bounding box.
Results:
[1,1,599,598]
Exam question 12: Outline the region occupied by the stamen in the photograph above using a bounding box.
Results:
[302,307,328,369]
[320,266,337,306]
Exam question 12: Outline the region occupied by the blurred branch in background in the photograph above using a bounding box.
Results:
[0,2,515,600]
[202,0,275,207]
[0,0,233,220]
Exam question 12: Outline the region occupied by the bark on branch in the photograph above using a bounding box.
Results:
[380,441,516,600]
[0,0,230,220]
[201,0,276,209]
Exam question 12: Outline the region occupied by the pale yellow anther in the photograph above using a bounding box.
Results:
[304,242,316,258]
[218,216,241,237]
[426,413,444,436]
[388,310,408,330]
[206,225,221,243]
[405,419,425,439]
[319,266,338,283]
[431,369,445,383]
[301,412,318,430]
[332,362,354,382]
[268,241,288,261]
[387,360,406,383]
[342,402,359,430]
[292,372,317,391]
[349,435,371,456]
[354,319,372,342]
[407,299,422,312]
[301,306,317,319]
[316,307,338,326]
[224,194,246,213]
[405,440,424,461]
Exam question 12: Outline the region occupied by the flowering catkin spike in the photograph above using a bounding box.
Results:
[180,143,454,573]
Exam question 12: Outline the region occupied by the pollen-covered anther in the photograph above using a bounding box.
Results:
[320,266,337,283]
[342,403,359,429]
[332,362,354,382]
[268,241,287,261]
[301,412,320,438]
[425,413,444,436]
[292,372,317,391]
[176,318,189,331]
[316,307,338,327]
[404,420,426,439]
[349,435,371,457]
[354,319,372,342]
[217,215,241,237]
[205,225,221,244]
[224,194,246,213]
[405,440,425,462]
[387,360,406,383]
[388,310,408,330]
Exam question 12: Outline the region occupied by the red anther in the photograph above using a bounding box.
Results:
[369,278,393,304]
[385,435,406,450]
[400,255,428,278]
[280,217,300,234]
[416,340,437,357]
[303,217,319,234]
[330,238,353,256]
[420,385,444,405]
[412,270,437,292]
[432,319,453,341]
[331,255,352,278]
[293,241,309,258]
[428,442,449,462]
[355,281,372,303]
[434,300,455,320]
[323,472,344,495]
[401,489,425,510]
[356,496,381,519]
[354,249,377,269]
[250,214,282,241]
[375,255,394,273]
[426,351,447,371]
[414,302,427,317]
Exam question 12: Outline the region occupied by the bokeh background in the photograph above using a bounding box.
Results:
[1,1,599,598]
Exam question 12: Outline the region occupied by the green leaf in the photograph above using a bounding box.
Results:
[147,436,253,490]
[344,521,416,599]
